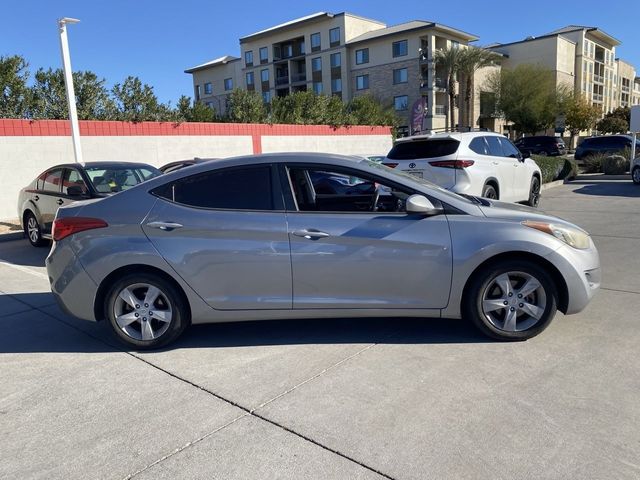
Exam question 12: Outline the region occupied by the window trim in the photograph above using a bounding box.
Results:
[355,48,369,65]
[150,164,284,212]
[244,50,253,67]
[259,47,268,64]
[310,32,321,51]
[392,40,408,58]
[330,52,341,68]
[393,68,408,85]
[356,74,369,90]
[394,95,409,111]
[329,27,340,47]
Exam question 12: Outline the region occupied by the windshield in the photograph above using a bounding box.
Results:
[84,166,161,193]
[359,160,473,204]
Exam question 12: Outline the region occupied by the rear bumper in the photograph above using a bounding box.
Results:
[46,240,99,321]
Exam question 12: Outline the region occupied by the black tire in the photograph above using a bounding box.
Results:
[104,273,189,350]
[462,260,558,341]
[24,211,47,247]
[482,184,498,200]
[526,176,541,207]
[632,166,640,185]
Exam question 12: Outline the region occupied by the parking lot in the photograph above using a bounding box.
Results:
[1,176,639,479]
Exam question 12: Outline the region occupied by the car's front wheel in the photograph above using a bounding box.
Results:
[632,166,640,185]
[105,273,189,349]
[24,212,47,247]
[463,260,558,341]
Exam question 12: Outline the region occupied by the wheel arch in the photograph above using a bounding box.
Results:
[461,251,569,314]
[93,264,192,323]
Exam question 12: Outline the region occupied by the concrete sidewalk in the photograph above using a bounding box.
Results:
[1,177,639,479]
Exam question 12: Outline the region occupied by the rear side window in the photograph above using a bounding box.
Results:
[387,139,460,160]
[154,166,273,210]
[469,137,489,155]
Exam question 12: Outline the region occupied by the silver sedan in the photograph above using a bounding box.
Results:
[46,153,600,349]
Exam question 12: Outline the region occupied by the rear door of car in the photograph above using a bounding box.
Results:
[499,137,529,201]
[142,164,292,310]
[484,136,517,201]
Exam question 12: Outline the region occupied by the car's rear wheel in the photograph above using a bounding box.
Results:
[463,260,558,341]
[24,212,47,247]
[105,273,188,349]
[482,184,498,200]
[527,176,541,207]
[632,166,640,185]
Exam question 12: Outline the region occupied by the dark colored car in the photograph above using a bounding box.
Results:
[575,135,640,161]
[514,136,567,157]
[18,161,161,246]
[159,158,211,174]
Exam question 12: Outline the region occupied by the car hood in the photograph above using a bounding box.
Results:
[478,200,584,230]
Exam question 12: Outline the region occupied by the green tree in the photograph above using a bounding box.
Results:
[0,55,31,118]
[225,88,267,123]
[596,106,630,134]
[486,64,567,134]
[30,68,114,120]
[111,76,173,122]
[175,95,216,122]
[563,93,601,147]
[347,94,397,127]
[457,48,501,128]
[434,46,466,131]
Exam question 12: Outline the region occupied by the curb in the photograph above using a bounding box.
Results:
[541,179,565,191]
[0,232,24,243]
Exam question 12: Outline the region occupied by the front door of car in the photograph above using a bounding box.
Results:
[142,164,292,310]
[282,164,452,310]
[59,168,90,208]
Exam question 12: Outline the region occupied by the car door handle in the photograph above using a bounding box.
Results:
[146,221,183,231]
[492,161,499,166]
[57,199,64,205]
[292,229,330,240]
[34,195,39,201]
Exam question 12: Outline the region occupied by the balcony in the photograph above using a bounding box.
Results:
[291,72,306,83]
[593,93,604,102]
[622,85,631,93]
[275,76,290,86]
[593,74,604,84]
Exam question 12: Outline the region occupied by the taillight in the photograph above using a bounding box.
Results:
[382,162,398,168]
[429,160,474,169]
[52,217,108,241]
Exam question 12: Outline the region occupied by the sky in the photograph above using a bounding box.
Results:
[3,0,637,104]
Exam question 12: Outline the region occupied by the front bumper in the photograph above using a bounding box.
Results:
[46,240,99,322]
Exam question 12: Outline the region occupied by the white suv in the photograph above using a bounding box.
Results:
[384,131,542,206]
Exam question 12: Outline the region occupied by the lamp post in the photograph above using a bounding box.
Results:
[58,17,83,163]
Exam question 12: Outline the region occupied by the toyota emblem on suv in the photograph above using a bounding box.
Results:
[409,162,416,169]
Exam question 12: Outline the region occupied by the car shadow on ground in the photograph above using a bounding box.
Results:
[0,239,50,267]
[0,292,491,354]
[571,180,640,198]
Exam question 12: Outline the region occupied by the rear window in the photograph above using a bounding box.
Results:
[387,139,460,160]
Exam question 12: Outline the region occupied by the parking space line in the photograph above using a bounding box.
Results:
[0,258,49,281]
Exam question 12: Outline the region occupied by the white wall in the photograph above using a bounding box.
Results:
[261,135,391,155]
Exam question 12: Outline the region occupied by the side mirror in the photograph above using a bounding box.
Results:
[406,194,442,215]
[521,151,530,159]
[66,185,85,197]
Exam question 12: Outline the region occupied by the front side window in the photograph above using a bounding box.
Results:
[312,57,322,72]
[154,166,273,210]
[330,52,341,68]
[311,32,321,51]
[329,27,340,46]
[394,95,408,111]
[356,74,369,90]
[244,50,253,66]
[393,40,408,57]
[224,78,233,90]
[63,169,88,195]
[204,82,212,95]
[287,166,412,213]
[498,137,521,158]
[259,47,268,63]
[356,48,369,65]
[393,68,408,84]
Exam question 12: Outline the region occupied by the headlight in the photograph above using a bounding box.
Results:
[522,220,591,249]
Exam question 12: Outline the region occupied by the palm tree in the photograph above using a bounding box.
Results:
[457,48,501,129]
[433,46,465,131]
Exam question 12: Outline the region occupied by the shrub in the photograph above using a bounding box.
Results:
[583,153,607,173]
[602,155,629,175]
[532,156,577,184]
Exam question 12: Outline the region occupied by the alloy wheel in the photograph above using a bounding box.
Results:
[113,283,173,341]
[27,217,40,244]
[481,271,547,332]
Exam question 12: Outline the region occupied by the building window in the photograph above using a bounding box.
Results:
[204,82,212,95]
[394,95,408,111]
[356,74,369,90]
[330,52,341,68]
[392,40,408,58]
[312,57,322,72]
[355,48,369,65]
[224,78,233,91]
[311,32,321,52]
[259,47,268,64]
[245,50,253,67]
[262,91,271,103]
[261,69,269,83]
[331,78,342,93]
[313,82,323,94]
[329,27,340,47]
[195,85,201,101]
[246,71,254,86]
[205,101,214,109]
[393,68,408,84]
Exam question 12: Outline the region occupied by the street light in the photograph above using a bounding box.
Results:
[58,17,83,163]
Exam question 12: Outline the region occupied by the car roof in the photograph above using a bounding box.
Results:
[46,161,159,170]
[393,131,503,143]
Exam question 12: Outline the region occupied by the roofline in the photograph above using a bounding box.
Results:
[572,26,621,46]
[489,33,577,49]
[240,12,333,43]
[184,57,241,74]
[347,22,478,46]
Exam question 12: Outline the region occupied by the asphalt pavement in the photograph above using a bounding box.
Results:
[1,176,639,479]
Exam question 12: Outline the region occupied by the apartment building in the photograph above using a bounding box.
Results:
[633,78,640,106]
[614,59,636,108]
[184,12,499,133]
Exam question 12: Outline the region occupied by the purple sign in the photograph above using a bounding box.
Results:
[411,97,427,134]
